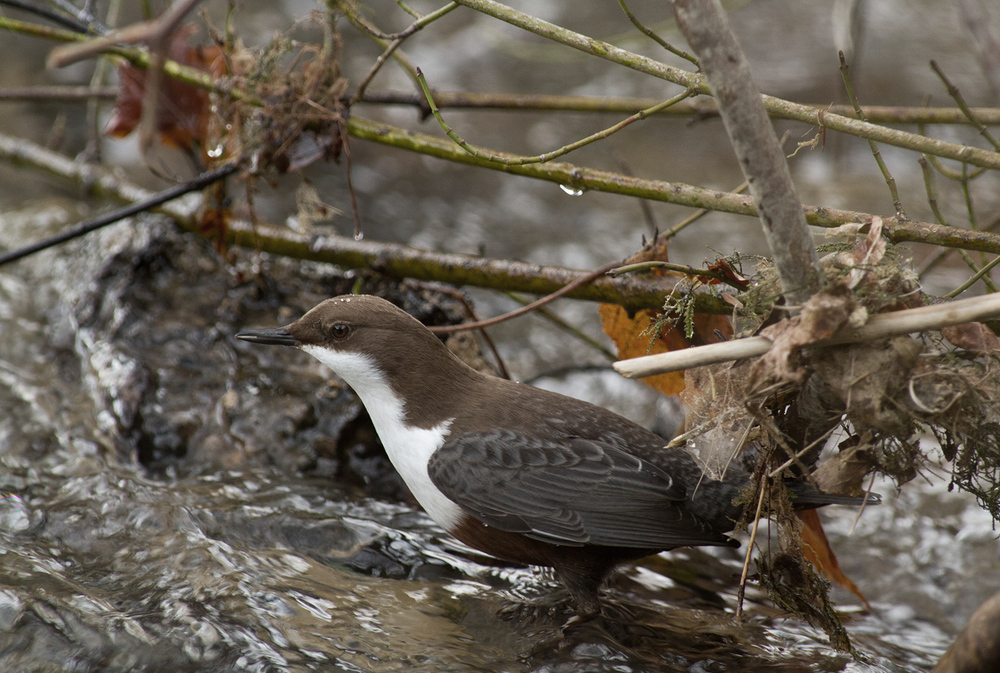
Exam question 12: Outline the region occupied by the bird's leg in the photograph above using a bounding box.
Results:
[554,559,615,623]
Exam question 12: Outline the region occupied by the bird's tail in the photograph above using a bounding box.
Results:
[785,480,881,508]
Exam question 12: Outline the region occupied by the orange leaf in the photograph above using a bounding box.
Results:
[602,237,733,395]
[798,509,870,608]
[600,304,732,396]
[600,305,686,395]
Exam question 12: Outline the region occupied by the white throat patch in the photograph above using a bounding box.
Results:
[301,345,461,529]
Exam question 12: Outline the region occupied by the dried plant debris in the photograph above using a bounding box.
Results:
[211,14,349,173]
[675,238,1000,648]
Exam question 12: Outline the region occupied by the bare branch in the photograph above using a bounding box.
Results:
[671,0,821,306]
[356,90,1000,126]
[840,51,906,218]
[614,292,1000,378]
[451,0,1000,169]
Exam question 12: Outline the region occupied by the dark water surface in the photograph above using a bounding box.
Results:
[1,0,999,671]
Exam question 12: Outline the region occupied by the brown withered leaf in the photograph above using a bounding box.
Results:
[105,25,226,153]
[811,438,874,496]
[199,205,230,255]
[705,257,749,290]
[601,305,684,394]
[798,509,871,608]
[942,322,1000,354]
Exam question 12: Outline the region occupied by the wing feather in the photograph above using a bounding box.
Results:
[427,431,734,548]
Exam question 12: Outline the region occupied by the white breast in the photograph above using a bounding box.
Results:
[301,346,463,529]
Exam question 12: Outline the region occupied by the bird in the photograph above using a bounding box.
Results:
[236,294,872,618]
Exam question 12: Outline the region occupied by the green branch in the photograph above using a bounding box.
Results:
[346,115,1000,254]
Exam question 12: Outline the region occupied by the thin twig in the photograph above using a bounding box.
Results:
[502,292,618,361]
[607,260,745,288]
[617,0,697,64]
[0,85,116,100]
[945,255,1000,298]
[418,68,696,166]
[339,5,421,86]
[918,135,987,181]
[930,59,1000,150]
[0,0,93,33]
[396,1,422,20]
[767,426,838,478]
[918,155,999,292]
[415,281,511,379]
[0,162,239,266]
[337,119,363,239]
[348,2,459,105]
[428,262,621,334]
[49,0,107,32]
[848,474,878,535]
[736,477,768,622]
[839,51,905,219]
[613,156,659,234]
[356,90,1000,125]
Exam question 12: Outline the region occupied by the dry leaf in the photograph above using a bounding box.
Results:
[705,257,749,290]
[105,25,226,153]
[942,321,1000,354]
[759,284,857,383]
[600,305,685,395]
[811,439,873,496]
[602,236,732,395]
[798,509,871,608]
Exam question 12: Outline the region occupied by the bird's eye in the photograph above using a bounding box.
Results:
[331,323,351,340]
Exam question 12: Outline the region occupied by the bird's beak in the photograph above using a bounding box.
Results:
[235,326,298,347]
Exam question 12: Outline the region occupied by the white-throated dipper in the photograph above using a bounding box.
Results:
[236,294,872,617]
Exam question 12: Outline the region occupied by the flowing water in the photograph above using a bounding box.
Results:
[1,0,999,671]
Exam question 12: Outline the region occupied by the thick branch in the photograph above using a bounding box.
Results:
[671,0,821,306]
[232,228,682,311]
[0,132,708,312]
[614,292,1000,378]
